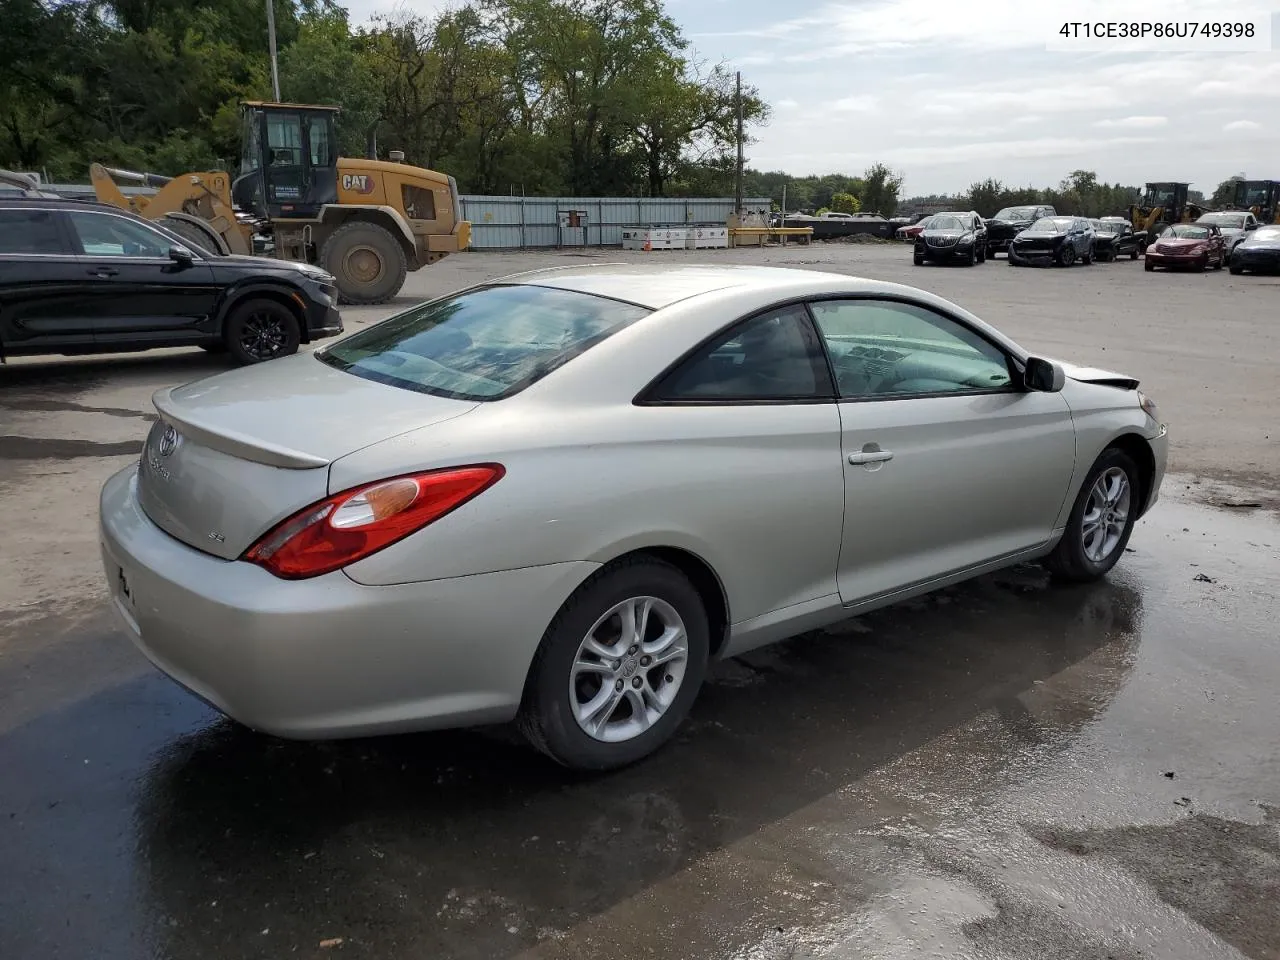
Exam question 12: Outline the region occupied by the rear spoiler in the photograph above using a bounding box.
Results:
[153,387,330,469]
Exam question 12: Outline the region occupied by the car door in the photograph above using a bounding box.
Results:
[639,304,845,629]
[807,297,1077,606]
[64,209,220,347]
[0,206,94,354]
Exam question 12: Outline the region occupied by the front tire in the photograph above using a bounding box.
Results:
[1044,448,1142,583]
[319,221,409,305]
[1144,258,1155,272]
[223,298,301,365]
[913,251,924,265]
[1058,244,1076,267]
[1229,263,1243,275]
[518,558,710,771]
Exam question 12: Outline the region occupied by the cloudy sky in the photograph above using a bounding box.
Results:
[341,0,1280,196]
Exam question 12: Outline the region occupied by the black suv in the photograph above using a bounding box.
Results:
[0,198,342,365]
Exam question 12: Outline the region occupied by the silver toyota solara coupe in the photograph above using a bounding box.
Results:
[100,264,1169,770]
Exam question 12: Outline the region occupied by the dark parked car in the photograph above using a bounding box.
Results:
[1144,222,1226,272]
[0,198,343,365]
[1227,224,1280,275]
[984,204,1057,258]
[913,211,986,265]
[1008,216,1095,267]
[1089,218,1141,261]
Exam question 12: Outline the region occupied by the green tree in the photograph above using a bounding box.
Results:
[860,162,903,216]
[829,191,860,214]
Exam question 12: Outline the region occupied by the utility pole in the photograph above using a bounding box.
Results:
[735,71,744,220]
[266,0,281,101]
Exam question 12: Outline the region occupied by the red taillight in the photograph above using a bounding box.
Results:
[243,464,505,579]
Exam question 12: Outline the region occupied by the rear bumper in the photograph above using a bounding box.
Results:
[99,465,597,739]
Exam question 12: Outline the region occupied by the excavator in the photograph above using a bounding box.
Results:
[90,101,471,304]
[1231,180,1280,224]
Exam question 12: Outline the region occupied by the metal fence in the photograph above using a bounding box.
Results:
[21,179,774,250]
[461,196,773,249]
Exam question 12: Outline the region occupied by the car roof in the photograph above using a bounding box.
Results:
[0,196,131,214]
[491,263,901,310]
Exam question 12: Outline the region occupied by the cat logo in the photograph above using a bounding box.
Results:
[341,173,375,195]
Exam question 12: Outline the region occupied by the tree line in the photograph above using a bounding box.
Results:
[1,0,768,197]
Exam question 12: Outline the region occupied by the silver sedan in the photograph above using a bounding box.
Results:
[99,264,1169,770]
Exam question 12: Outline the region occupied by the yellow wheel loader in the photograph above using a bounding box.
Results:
[1232,180,1280,224]
[91,102,470,304]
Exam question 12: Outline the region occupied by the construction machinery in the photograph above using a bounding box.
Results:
[1231,180,1280,224]
[90,101,471,304]
[1127,182,1209,236]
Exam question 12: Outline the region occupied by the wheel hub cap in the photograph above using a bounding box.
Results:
[1081,467,1131,563]
[569,596,690,743]
[345,246,384,284]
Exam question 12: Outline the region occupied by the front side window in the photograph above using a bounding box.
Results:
[647,305,834,402]
[0,209,67,254]
[808,299,1013,400]
[266,114,303,166]
[319,284,649,401]
[68,212,170,258]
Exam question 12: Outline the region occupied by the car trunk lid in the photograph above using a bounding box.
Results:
[137,354,478,559]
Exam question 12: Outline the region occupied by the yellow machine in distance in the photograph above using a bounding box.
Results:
[90,102,470,304]
[1128,182,1208,236]
[1232,180,1280,224]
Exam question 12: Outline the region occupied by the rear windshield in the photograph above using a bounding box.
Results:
[318,284,650,400]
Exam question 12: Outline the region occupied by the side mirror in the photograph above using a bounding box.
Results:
[168,245,194,265]
[1024,356,1065,393]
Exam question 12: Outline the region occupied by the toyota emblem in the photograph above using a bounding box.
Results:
[157,425,179,458]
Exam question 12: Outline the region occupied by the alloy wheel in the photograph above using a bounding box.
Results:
[1081,467,1131,563]
[239,311,288,361]
[570,596,690,743]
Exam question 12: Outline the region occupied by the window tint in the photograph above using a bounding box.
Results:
[808,299,1013,399]
[319,284,649,401]
[0,209,67,254]
[650,305,834,402]
[68,212,170,258]
[402,184,436,220]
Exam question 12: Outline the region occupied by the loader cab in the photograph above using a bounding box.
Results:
[1233,180,1280,221]
[231,102,340,221]
[1141,182,1188,216]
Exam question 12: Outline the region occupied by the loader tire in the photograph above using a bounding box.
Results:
[161,213,229,257]
[320,221,408,305]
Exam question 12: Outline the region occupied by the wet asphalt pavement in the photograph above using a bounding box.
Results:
[3,245,1279,959]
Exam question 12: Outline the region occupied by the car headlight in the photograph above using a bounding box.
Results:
[960,232,973,243]
[1137,390,1160,422]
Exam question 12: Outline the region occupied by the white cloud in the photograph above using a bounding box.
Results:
[831,95,878,113]
[775,98,799,110]
[1093,116,1168,129]
[1223,120,1262,132]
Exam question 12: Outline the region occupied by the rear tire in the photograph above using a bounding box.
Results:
[223,298,301,366]
[319,220,409,305]
[518,558,710,771]
[1130,249,1138,260]
[1044,447,1141,583]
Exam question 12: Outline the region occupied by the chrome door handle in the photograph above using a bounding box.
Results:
[849,450,894,465]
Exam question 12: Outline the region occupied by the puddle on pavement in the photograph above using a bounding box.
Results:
[0,494,1277,960]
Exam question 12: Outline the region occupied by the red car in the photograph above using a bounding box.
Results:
[1144,223,1226,272]
[896,216,934,240]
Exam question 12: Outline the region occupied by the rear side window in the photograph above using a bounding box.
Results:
[0,209,67,254]
[319,284,650,400]
[401,185,436,221]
